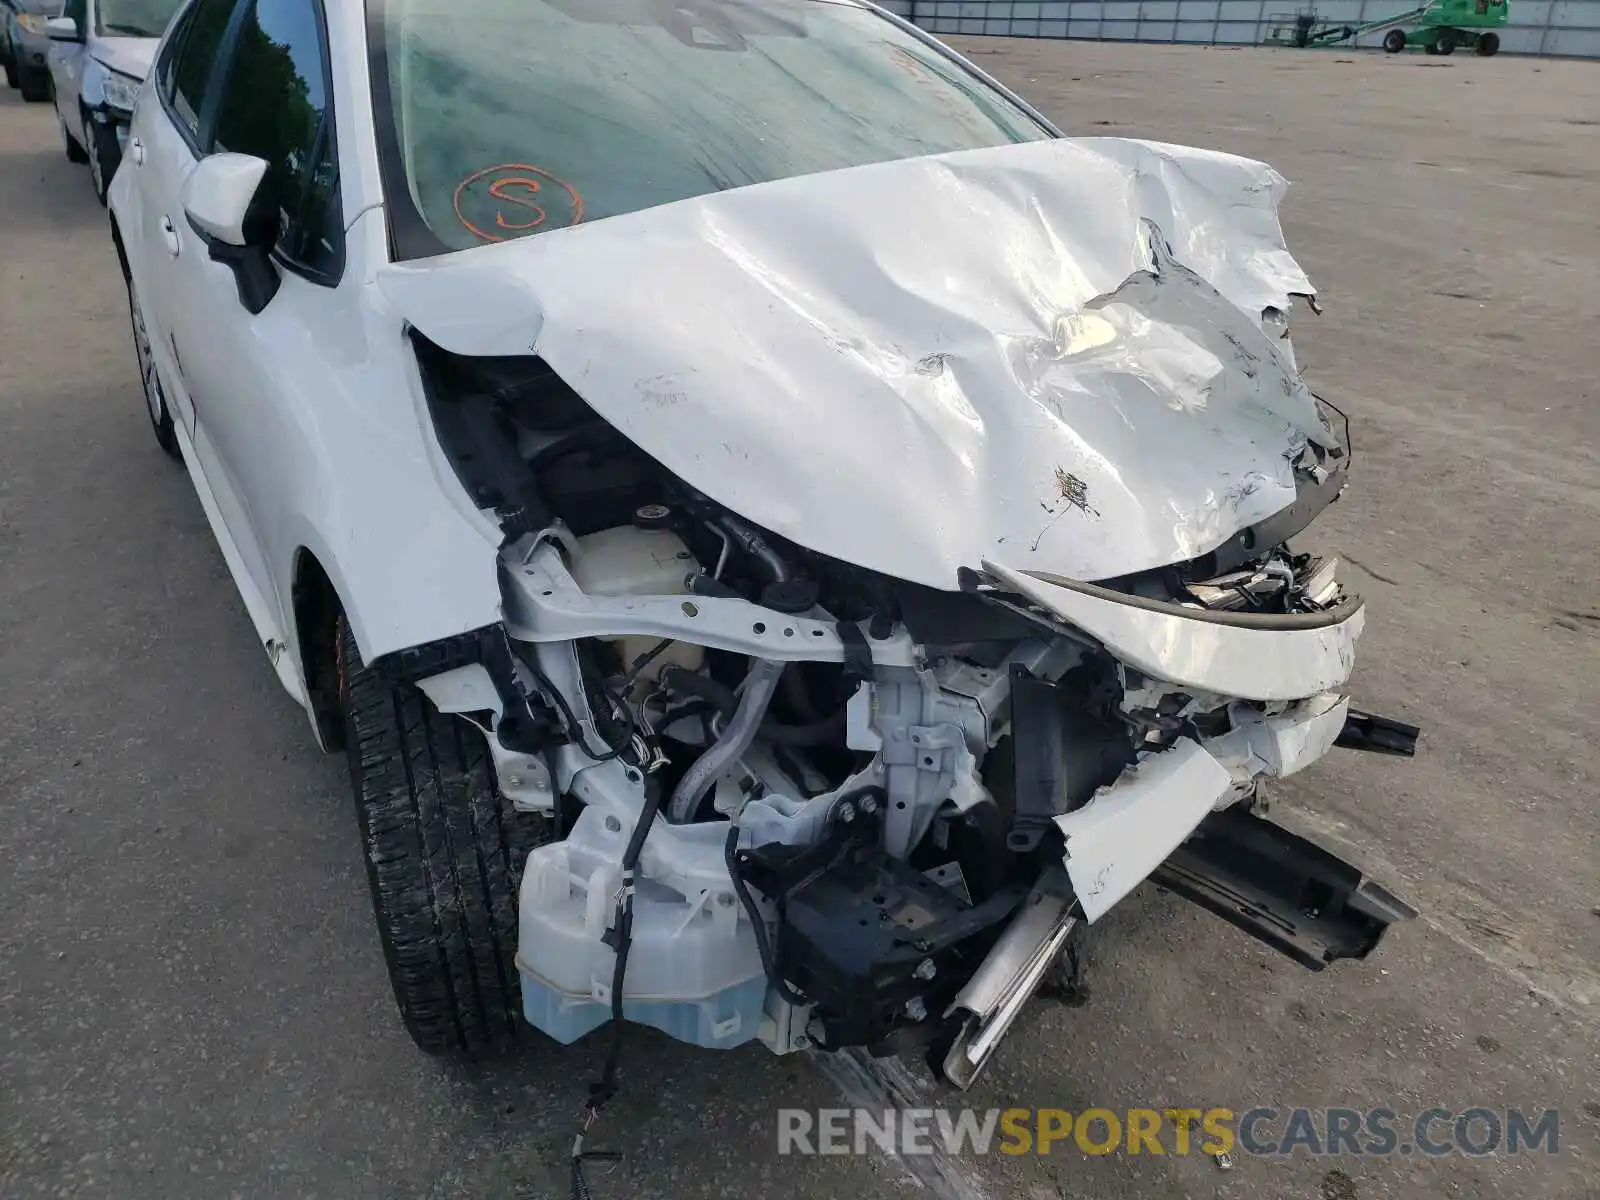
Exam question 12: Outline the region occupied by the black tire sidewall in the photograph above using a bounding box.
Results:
[87,115,119,204]
[61,101,89,163]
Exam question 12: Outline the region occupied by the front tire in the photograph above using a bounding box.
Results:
[1432,27,1457,54]
[61,111,89,164]
[1383,28,1406,52]
[1476,31,1500,56]
[4,51,19,90]
[125,275,181,459]
[19,67,49,101]
[84,112,119,205]
[339,621,546,1057]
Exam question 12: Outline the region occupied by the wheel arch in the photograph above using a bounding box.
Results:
[110,211,130,278]
[291,546,347,753]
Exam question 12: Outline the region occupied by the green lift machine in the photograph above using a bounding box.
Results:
[1264,0,1510,55]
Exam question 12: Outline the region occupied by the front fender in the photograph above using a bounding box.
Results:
[268,210,502,678]
[77,56,107,108]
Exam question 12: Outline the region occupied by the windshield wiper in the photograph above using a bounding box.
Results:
[100,21,154,35]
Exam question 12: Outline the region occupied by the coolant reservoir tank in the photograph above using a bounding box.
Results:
[569,525,695,596]
[569,526,703,680]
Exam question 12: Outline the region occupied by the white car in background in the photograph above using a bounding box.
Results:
[46,0,181,202]
[109,0,1420,1118]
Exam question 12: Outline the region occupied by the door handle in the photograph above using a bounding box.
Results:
[129,137,144,166]
[160,216,181,258]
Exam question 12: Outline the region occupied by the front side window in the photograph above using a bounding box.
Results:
[369,0,1052,260]
[96,0,183,37]
[166,0,235,140]
[212,0,341,277]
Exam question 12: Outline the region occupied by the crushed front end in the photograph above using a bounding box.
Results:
[405,460,1416,1087]
[380,136,1422,1085]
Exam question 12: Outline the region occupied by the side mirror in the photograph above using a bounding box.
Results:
[182,153,270,246]
[45,16,81,41]
[182,154,281,314]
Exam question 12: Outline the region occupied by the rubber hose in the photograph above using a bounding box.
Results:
[717,513,791,583]
[667,659,784,823]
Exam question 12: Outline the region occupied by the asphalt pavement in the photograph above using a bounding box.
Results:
[1,40,1597,1200]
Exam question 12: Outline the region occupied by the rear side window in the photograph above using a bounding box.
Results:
[167,0,237,141]
[211,0,341,279]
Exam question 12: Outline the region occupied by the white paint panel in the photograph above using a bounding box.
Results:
[1549,26,1600,52]
[1315,1,1364,22]
[382,138,1330,593]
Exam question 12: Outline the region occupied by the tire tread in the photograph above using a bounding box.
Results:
[340,621,546,1056]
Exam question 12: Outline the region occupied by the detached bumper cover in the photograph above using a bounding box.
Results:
[1050,728,1414,963]
[1153,806,1417,968]
[1050,696,1411,945]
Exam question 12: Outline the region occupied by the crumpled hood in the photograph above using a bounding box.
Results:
[380,137,1335,589]
[91,35,156,81]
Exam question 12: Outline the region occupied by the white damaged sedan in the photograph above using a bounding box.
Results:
[109,0,1419,1090]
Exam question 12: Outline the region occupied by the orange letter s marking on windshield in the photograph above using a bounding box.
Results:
[487,176,546,232]
[452,164,586,243]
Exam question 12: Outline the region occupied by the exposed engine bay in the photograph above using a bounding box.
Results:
[386,336,1420,1087]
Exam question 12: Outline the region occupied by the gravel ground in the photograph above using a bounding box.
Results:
[2,39,1597,1200]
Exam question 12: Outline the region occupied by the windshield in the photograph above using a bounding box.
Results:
[96,0,181,38]
[371,0,1053,259]
[15,0,65,15]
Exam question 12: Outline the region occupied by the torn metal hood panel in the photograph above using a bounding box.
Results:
[380,137,1336,588]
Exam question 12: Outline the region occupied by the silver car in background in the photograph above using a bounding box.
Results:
[2,0,63,101]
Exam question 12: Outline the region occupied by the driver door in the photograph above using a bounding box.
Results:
[159,0,344,647]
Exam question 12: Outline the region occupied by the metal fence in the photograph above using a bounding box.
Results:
[877,0,1600,56]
